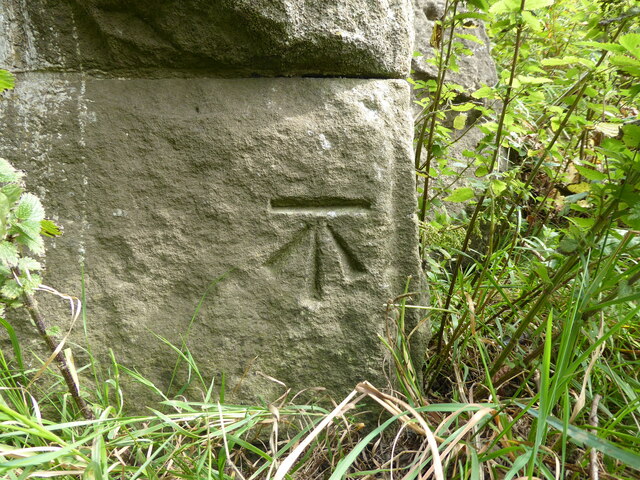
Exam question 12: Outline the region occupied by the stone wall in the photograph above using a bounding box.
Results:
[0,1,424,405]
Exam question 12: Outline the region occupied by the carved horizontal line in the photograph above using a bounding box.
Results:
[270,197,371,215]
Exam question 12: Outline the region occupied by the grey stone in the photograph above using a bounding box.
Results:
[411,0,499,221]
[1,0,413,78]
[412,0,497,91]
[0,75,422,403]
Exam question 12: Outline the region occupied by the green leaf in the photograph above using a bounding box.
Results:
[491,179,507,197]
[558,237,579,254]
[17,257,42,271]
[0,70,15,93]
[567,216,595,229]
[575,165,606,181]
[621,124,640,149]
[541,56,582,67]
[563,191,588,204]
[1,279,22,300]
[19,273,41,294]
[453,12,490,21]
[575,41,625,54]
[0,241,19,267]
[475,165,489,177]
[465,0,490,12]
[444,187,474,202]
[13,221,45,255]
[455,33,484,44]
[533,262,552,284]
[41,219,62,238]
[453,113,467,130]
[1,184,23,205]
[0,192,9,238]
[13,220,41,240]
[620,33,640,60]
[523,0,553,10]
[489,0,520,14]
[0,158,22,184]
[594,122,621,137]
[521,11,542,32]
[451,103,477,112]
[471,86,496,99]
[15,193,45,222]
[516,75,552,84]
[610,55,640,76]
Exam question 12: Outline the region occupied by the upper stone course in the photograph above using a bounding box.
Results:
[4,0,413,78]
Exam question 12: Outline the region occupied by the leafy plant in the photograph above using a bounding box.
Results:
[0,69,92,420]
[410,0,640,476]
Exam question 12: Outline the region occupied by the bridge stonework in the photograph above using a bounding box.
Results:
[0,1,425,405]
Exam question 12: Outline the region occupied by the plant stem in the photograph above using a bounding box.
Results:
[22,292,94,420]
[429,0,526,361]
[417,0,460,223]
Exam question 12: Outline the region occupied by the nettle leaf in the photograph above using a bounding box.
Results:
[13,219,41,240]
[0,70,15,92]
[0,192,9,238]
[0,158,22,184]
[620,33,640,60]
[18,236,45,256]
[1,279,22,300]
[0,241,19,267]
[521,11,542,32]
[13,221,45,255]
[610,55,640,76]
[576,41,625,54]
[19,273,42,294]
[1,184,23,205]
[18,257,42,271]
[444,187,475,202]
[453,114,467,130]
[575,165,606,182]
[622,124,640,150]
[15,193,45,222]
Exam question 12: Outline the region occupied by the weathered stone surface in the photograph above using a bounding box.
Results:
[0,76,421,403]
[412,0,497,91]
[0,0,413,77]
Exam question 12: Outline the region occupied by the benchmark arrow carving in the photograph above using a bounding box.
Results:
[266,197,370,299]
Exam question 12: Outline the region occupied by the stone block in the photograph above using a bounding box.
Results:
[0,76,422,403]
[1,0,413,77]
[412,0,497,91]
